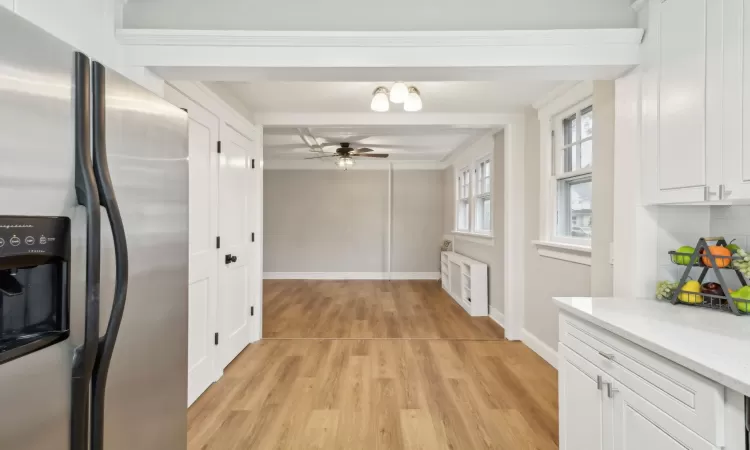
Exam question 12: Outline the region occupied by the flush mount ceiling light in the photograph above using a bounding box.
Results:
[371,84,422,112]
[389,82,409,103]
[404,87,423,112]
[370,87,390,112]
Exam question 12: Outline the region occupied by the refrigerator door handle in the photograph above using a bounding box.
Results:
[71,51,101,450]
[89,61,130,450]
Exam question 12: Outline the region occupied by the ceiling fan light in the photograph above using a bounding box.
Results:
[337,157,355,169]
[389,82,408,103]
[371,87,390,112]
[404,87,422,112]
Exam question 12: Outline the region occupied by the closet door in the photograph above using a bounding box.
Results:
[217,124,255,368]
[166,86,221,406]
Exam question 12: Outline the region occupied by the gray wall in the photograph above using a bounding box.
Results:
[442,131,506,313]
[391,170,444,272]
[523,107,592,349]
[591,80,615,296]
[264,169,442,273]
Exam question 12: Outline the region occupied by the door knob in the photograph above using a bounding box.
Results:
[225,254,237,264]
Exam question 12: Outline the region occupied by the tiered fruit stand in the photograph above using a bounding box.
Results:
[668,237,749,315]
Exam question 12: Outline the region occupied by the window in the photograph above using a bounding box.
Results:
[474,157,492,233]
[454,155,493,236]
[456,167,470,231]
[553,102,593,243]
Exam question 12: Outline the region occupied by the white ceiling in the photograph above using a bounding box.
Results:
[214,81,562,114]
[264,126,492,162]
[123,0,636,31]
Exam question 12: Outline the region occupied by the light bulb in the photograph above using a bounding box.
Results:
[389,82,408,103]
[370,87,390,112]
[404,87,422,112]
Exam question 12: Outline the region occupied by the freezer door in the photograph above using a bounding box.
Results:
[98,66,188,450]
[0,8,84,450]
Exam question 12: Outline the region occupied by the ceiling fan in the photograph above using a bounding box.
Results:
[305,142,389,168]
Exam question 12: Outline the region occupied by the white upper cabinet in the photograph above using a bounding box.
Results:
[641,0,713,204]
[641,0,750,204]
[722,0,750,200]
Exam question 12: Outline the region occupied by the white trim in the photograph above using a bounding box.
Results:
[490,307,505,328]
[537,81,594,120]
[451,231,495,246]
[117,28,645,48]
[521,328,558,369]
[503,117,526,341]
[263,272,441,280]
[532,240,593,266]
[532,81,581,110]
[387,163,393,277]
[263,159,445,171]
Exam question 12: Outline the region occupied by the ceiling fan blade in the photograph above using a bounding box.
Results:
[356,153,389,158]
[304,154,337,160]
[352,148,373,154]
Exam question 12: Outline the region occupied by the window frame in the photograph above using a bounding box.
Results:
[534,81,594,263]
[454,155,493,237]
[551,99,593,247]
[456,166,471,232]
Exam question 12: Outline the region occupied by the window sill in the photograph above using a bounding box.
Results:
[532,240,592,266]
[452,231,494,246]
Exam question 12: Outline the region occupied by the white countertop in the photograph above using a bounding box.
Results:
[553,296,750,397]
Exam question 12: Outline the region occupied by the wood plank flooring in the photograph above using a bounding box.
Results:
[263,280,505,339]
[188,280,559,450]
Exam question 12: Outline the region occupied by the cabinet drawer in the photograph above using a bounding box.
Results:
[559,314,725,446]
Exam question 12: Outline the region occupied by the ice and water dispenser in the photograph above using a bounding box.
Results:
[0,216,70,364]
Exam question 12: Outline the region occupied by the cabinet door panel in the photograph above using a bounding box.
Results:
[559,345,604,450]
[613,384,718,450]
[722,0,750,200]
[657,0,707,192]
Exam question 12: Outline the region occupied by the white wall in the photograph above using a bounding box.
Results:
[123,0,637,31]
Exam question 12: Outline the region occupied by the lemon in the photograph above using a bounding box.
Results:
[678,280,702,304]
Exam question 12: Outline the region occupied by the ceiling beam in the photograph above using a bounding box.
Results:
[117,29,643,80]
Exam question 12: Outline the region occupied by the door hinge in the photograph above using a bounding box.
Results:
[216,236,220,249]
[250,306,254,316]
[214,333,219,345]
[251,232,255,242]
[252,159,255,169]
[217,141,222,154]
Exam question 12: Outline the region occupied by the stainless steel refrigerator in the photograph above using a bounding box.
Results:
[0,7,188,450]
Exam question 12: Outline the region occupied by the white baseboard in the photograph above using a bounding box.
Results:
[521,328,558,369]
[490,306,505,327]
[263,272,440,280]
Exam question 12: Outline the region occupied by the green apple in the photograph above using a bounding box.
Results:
[727,240,741,254]
[731,286,750,312]
[673,246,696,265]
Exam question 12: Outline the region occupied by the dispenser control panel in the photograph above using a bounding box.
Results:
[0,216,70,259]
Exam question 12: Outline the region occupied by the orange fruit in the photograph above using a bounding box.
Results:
[701,245,732,268]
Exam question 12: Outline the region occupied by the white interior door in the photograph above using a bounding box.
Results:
[166,86,220,406]
[218,124,255,368]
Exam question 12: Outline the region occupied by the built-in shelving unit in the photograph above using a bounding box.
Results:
[440,251,488,316]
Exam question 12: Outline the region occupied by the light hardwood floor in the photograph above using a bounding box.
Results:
[263,280,505,339]
[188,281,559,450]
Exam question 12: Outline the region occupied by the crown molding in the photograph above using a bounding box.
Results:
[117,28,645,48]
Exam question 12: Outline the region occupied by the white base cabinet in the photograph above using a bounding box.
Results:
[440,251,488,316]
[559,312,729,450]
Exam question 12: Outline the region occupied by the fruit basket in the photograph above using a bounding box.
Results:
[667,237,749,315]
